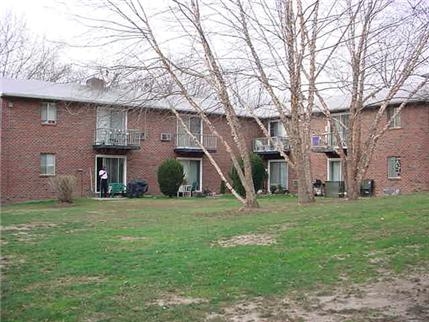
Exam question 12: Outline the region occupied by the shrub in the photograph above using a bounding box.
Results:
[229,154,266,197]
[220,180,227,194]
[127,179,148,198]
[157,159,185,197]
[49,175,77,203]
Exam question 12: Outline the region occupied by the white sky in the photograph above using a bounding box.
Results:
[0,0,171,65]
[1,0,77,41]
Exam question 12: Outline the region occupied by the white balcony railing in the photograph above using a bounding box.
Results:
[253,136,290,153]
[176,133,217,150]
[94,127,141,148]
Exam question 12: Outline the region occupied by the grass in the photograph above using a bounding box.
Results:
[1,193,428,321]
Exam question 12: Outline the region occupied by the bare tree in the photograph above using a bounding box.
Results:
[0,12,73,82]
[79,0,260,208]
[316,0,429,199]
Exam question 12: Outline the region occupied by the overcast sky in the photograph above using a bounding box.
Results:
[0,0,171,65]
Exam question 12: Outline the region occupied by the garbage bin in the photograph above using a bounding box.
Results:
[325,181,345,197]
[360,179,374,197]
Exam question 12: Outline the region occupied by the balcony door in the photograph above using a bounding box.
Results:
[96,107,127,145]
[329,114,349,147]
[269,120,286,137]
[268,160,288,190]
[95,156,126,192]
[328,159,342,181]
[177,116,202,148]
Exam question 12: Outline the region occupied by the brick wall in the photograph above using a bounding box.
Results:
[1,99,262,203]
[1,96,427,203]
[1,98,96,203]
[308,104,429,196]
[365,104,429,195]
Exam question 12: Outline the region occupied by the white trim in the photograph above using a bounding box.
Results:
[177,157,203,192]
[94,155,127,192]
[327,158,342,181]
[268,160,288,190]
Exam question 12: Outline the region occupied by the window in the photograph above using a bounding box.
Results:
[40,154,55,175]
[387,107,401,128]
[41,102,57,124]
[388,156,401,178]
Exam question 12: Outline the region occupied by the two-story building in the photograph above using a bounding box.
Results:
[1,77,428,203]
[0,78,261,203]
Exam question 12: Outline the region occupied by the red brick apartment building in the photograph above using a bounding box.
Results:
[1,78,428,203]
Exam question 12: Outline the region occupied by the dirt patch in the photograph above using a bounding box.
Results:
[1,255,26,282]
[213,234,276,248]
[0,222,58,231]
[25,276,106,292]
[205,273,429,321]
[154,294,208,307]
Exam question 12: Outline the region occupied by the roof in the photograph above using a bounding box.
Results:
[1,78,427,119]
[0,78,249,117]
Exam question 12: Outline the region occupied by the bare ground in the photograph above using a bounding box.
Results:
[205,272,429,322]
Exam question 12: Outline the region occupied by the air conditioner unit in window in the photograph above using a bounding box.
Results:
[160,133,172,142]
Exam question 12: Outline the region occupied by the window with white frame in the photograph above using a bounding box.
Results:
[387,106,401,128]
[387,156,401,178]
[41,102,57,124]
[40,154,55,175]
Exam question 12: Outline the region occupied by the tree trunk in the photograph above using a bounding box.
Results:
[295,150,315,204]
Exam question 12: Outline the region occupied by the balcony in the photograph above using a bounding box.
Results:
[174,133,217,154]
[311,133,347,153]
[253,136,290,155]
[93,127,141,150]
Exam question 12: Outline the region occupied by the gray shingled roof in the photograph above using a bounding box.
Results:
[1,78,427,119]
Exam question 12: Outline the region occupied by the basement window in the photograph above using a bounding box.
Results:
[41,102,57,124]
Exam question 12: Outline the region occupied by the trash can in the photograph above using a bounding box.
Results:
[325,181,345,197]
[360,179,374,197]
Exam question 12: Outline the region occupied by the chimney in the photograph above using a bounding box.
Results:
[86,77,106,90]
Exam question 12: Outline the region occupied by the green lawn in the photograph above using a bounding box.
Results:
[1,194,428,321]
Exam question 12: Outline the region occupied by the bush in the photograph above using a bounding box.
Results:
[49,175,77,203]
[220,180,227,194]
[229,154,266,197]
[157,159,185,197]
[127,179,148,198]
